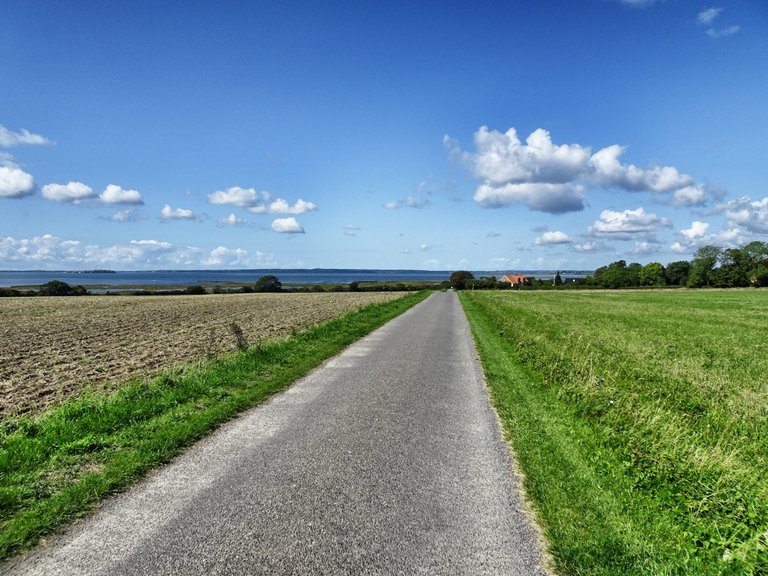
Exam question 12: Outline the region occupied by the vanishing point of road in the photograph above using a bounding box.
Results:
[5,291,548,575]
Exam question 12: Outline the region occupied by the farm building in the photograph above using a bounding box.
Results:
[500,273,526,286]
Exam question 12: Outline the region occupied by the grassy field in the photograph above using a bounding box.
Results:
[0,292,403,418]
[0,291,429,560]
[461,289,767,575]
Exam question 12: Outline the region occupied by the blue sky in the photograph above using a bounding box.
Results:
[2,0,767,271]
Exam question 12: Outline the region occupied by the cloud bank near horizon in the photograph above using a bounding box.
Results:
[0,233,273,269]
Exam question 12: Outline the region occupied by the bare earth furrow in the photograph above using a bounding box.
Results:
[0,292,401,418]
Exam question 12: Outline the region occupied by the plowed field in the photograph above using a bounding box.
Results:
[0,292,402,418]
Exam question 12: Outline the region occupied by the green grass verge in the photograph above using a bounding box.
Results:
[0,291,430,560]
[460,290,768,576]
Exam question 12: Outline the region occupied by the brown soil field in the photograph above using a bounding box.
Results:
[0,292,403,419]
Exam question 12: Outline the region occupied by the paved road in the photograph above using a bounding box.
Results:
[5,291,547,575]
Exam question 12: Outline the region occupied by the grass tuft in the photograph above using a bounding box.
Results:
[228,321,249,351]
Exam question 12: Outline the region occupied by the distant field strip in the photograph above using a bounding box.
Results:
[0,292,402,418]
[461,290,768,575]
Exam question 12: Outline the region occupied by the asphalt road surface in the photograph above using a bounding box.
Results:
[5,291,548,575]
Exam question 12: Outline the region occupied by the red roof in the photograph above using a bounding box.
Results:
[500,274,526,284]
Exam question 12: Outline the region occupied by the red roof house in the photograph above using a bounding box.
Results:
[500,273,526,285]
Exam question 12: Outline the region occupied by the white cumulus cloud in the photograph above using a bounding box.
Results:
[587,207,672,238]
[110,209,142,222]
[671,218,751,255]
[209,186,264,207]
[208,186,317,215]
[271,217,305,234]
[721,196,768,234]
[589,145,693,193]
[203,246,250,266]
[0,234,79,264]
[672,185,707,207]
[464,127,590,186]
[130,239,174,250]
[383,196,429,209]
[474,182,585,213]
[633,241,658,255]
[0,234,261,269]
[100,184,144,205]
[574,241,611,253]
[268,198,317,214]
[161,204,197,221]
[681,220,710,240]
[535,231,572,245]
[218,213,247,227]
[0,163,35,198]
[450,126,711,213]
[41,181,96,203]
[0,124,53,147]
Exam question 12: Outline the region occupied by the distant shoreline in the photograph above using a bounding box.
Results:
[0,268,592,290]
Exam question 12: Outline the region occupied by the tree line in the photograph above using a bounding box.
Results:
[0,274,442,297]
[449,240,768,290]
[589,241,768,289]
[0,280,90,297]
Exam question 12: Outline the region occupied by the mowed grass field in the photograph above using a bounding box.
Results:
[461,289,767,575]
[0,292,403,418]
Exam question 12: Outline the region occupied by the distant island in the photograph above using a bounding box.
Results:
[68,269,116,274]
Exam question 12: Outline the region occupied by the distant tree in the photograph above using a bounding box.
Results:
[717,247,751,287]
[605,260,628,288]
[584,240,767,291]
[744,241,768,286]
[665,261,690,286]
[688,245,722,287]
[627,262,642,287]
[591,266,607,287]
[469,276,500,290]
[594,260,630,289]
[639,262,666,286]
[253,275,282,292]
[184,285,207,295]
[449,270,474,290]
[38,280,87,296]
[554,271,563,286]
